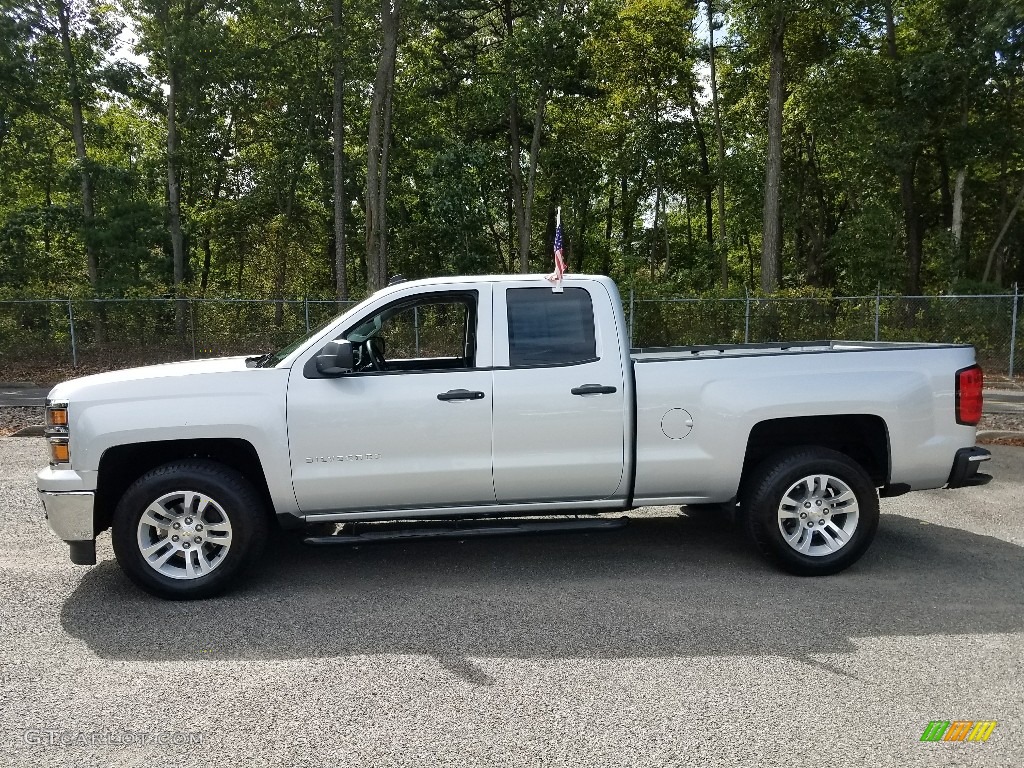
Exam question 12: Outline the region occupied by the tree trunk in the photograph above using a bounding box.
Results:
[899,159,923,295]
[200,167,223,295]
[883,1,898,58]
[44,148,52,260]
[380,60,395,271]
[200,119,232,295]
[938,142,953,229]
[482,188,508,272]
[684,192,693,254]
[621,173,637,268]
[332,0,348,300]
[800,130,834,287]
[883,4,923,295]
[707,0,728,288]
[56,0,103,341]
[508,93,529,272]
[951,100,969,249]
[503,0,565,274]
[760,11,785,293]
[652,176,663,277]
[689,91,714,267]
[505,183,515,272]
[575,192,590,273]
[952,168,967,247]
[663,192,671,272]
[522,87,546,273]
[519,0,566,274]
[983,181,1024,283]
[746,231,755,287]
[365,0,400,293]
[166,60,187,336]
[236,233,245,293]
[603,181,615,276]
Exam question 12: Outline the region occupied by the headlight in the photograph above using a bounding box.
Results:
[45,400,70,466]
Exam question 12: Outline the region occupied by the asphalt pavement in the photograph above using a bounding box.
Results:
[0,386,49,407]
[0,436,1021,767]
[983,390,1024,415]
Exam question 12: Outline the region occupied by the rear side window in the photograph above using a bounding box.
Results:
[507,287,597,366]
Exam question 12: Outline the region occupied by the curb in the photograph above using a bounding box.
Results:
[977,429,1024,446]
[0,382,39,388]
[9,426,44,437]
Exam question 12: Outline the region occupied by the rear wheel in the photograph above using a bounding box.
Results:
[742,447,879,576]
[111,460,269,599]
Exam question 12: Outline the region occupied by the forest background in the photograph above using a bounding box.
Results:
[1,0,1023,322]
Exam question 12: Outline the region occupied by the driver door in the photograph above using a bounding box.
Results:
[287,285,495,513]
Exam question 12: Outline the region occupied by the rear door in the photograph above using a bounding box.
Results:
[490,281,627,503]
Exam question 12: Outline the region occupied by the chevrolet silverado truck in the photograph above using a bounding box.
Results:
[37,274,992,599]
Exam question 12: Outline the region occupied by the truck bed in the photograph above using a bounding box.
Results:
[627,337,978,507]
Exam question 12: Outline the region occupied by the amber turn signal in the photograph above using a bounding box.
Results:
[47,408,68,426]
[49,440,70,464]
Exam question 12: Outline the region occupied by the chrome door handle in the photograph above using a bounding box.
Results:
[437,389,486,401]
[571,384,617,395]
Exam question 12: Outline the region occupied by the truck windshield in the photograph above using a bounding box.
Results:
[250,314,345,368]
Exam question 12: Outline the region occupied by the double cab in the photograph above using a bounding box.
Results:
[37,275,991,598]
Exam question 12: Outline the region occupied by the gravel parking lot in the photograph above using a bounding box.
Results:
[1,436,1021,767]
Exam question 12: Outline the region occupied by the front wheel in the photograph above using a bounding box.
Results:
[742,447,879,576]
[111,460,269,599]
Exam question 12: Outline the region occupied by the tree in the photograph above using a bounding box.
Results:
[760,7,785,293]
[332,0,347,300]
[3,0,1024,312]
[54,1,100,302]
[507,0,566,273]
[128,0,193,331]
[707,0,728,288]
[365,0,400,292]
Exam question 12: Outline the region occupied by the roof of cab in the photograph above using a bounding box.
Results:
[373,273,612,295]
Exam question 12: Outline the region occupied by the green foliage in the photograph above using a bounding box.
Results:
[0,0,1022,309]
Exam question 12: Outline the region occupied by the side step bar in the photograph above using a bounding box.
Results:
[303,517,629,546]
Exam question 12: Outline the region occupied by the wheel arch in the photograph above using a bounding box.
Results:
[95,438,274,535]
[739,414,890,499]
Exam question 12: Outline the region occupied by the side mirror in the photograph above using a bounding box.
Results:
[315,340,355,377]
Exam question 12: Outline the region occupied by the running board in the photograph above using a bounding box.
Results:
[303,517,629,546]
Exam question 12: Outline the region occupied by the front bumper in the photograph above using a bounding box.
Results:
[38,490,97,565]
[38,490,95,541]
[946,447,992,489]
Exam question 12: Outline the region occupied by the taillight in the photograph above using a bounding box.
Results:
[956,364,983,426]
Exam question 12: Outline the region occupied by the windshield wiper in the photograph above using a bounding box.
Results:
[245,352,274,368]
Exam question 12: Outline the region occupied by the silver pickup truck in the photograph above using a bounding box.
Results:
[37,274,992,599]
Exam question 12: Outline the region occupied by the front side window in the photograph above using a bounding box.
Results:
[379,302,469,359]
[506,287,596,366]
[345,293,476,372]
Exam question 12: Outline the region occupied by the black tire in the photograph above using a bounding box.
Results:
[741,447,879,576]
[111,460,269,600]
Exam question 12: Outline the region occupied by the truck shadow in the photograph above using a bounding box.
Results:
[60,512,1024,683]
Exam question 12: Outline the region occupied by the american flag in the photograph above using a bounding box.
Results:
[546,207,566,292]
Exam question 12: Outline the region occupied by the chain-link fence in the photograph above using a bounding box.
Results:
[1,292,1021,377]
[0,298,356,375]
[626,291,1022,376]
